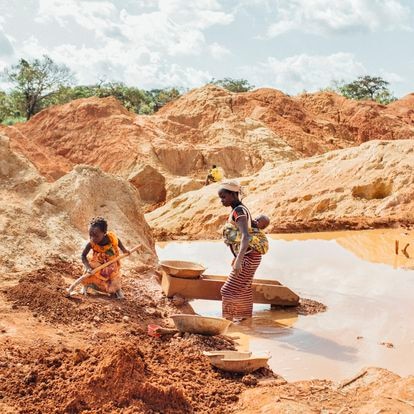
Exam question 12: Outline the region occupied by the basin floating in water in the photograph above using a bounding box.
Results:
[171,314,231,335]
[203,350,271,373]
[160,260,206,279]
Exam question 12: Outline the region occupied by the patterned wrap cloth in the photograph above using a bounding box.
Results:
[220,205,264,319]
[81,231,121,293]
[222,222,269,255]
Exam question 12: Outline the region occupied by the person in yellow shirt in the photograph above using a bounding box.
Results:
[205,164,223,185]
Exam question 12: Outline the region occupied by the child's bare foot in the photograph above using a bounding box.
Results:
[115,289,124,299]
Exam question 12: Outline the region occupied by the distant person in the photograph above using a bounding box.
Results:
[218,180,267,322]
[205,164,223,186]
[80,217,130,299]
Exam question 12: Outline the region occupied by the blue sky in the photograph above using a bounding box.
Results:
[1,0,413,97]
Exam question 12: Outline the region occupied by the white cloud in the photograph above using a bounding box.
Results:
[158,0,234,29]
[35,0,233,54]
[0,58,7,71]
[36,0,118,37]
[208,42,231,59]
[0,22,14,57]
[118,11,208,57]
[18,35,210,88]
[240,53,367,94]
[0,0,411,96]
[378,70,404,84]
[16,0,233,86]
[125,62,210,87]
[265,0,412,37]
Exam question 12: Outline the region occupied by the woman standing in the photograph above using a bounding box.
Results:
[218,181,262,322]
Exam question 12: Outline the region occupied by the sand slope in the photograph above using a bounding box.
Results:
[0,133,156,274]
[147,140,414,238]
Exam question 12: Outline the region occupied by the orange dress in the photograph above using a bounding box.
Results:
[81,231,121,293]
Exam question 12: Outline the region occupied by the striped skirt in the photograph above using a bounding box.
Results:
[221,251,262,319]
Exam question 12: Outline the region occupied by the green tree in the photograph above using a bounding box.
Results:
[3,55,74,119]
[47,82,163,114]
[211,77,254,92]
[337,76,396,104]
[95,82,151,113]
[0,90,9,122]
[0,90,25,124]
[145,88,182,112]
[43,85,99,106]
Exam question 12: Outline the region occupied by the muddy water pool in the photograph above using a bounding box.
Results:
[157,229,414,381]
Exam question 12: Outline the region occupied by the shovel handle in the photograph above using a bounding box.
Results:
[67,244,140,293]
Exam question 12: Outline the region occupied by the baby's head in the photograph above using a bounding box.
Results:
[89,216,108,244]
[255,214,270,230]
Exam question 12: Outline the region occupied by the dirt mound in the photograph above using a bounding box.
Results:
[4,259,171,325]
[0,323,270,413]
[0,134,51,272]
[1,142,156,274]
[0,133,44,193]
[166,176,204,200]
[158,86,414,160]
[235,367,414,413]
[4,85,413,204]
[147,140,414,238]
[298,91,414,144]
[231,88,331,156]
[2,97,140,181]
[35,164,156,267]
[2,91,299,190]
[386,93,414,125]
[128,164,167,203]
[6,261,83,323]
[65,343,192,413]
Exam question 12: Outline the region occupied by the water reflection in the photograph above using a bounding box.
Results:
[274,328,358,362]
[157,229,414,381]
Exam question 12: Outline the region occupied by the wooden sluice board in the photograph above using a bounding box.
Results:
[161,272,299,306]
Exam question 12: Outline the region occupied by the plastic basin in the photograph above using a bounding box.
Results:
[203,350,271,373]
[160,260,206,279]
[170,314,231,335]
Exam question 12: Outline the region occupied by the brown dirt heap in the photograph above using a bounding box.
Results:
[235,367,414,414]
[0,336,252,413]
[147,139,414,239]
[3,85,413,202]
[64,343,191,413]
[0,134,156,273]
[1,260,274,413]
[2,86,414,414]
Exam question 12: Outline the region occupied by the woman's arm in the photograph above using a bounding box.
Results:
[233,216,249,275]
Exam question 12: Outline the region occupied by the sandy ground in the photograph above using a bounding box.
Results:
[1,259,413,413]
[0,260,279,413]
[1,98,413,412]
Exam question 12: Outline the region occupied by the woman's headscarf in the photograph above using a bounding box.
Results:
[220,180,244,199]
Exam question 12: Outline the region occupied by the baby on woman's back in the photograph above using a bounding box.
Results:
[252,214,270,230]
